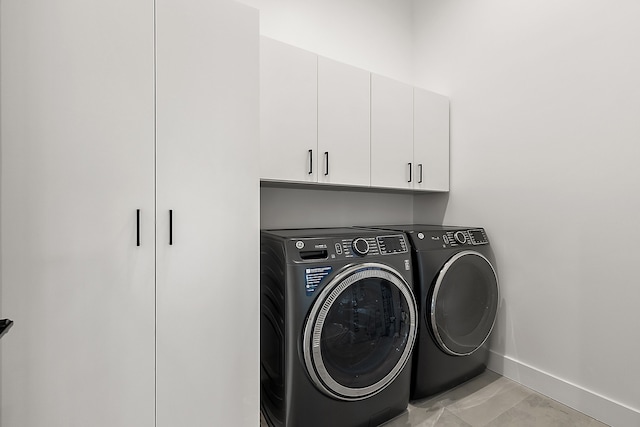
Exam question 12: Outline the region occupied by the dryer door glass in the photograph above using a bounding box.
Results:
[430,251,499,356]
[303,263,417,401]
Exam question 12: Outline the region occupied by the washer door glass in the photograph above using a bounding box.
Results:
[430,251,499,356]
[303,263,417,401]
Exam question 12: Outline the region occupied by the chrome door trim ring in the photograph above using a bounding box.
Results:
[302,262,417,401]
[430,250,499,357]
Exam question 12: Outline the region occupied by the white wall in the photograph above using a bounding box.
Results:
[412,1,640,425]
[237,0,414,83]
[238,0,426,229]
[261,185,416,229]
[243,1,640,424]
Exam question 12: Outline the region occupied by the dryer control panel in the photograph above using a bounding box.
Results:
[289,234,409,262]
[411,228,489,250]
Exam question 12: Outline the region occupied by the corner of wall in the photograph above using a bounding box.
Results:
[411,192,449,224]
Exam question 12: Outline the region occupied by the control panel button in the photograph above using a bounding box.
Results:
[352,238,370,256]
[454,231,467,244]
[335,243,343,255]
[417,232,425,240]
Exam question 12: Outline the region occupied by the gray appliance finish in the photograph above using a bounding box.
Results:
[364,225,499,400]
[260,228,418,427]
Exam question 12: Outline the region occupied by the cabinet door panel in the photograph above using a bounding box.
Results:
[0,1,155,426]
[414,88,450,191]
[260,38,318,183]
[371,75,414,190]
[318,57,371,187]
[155,1,259,426]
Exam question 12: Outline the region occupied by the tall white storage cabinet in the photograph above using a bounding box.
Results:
[0,1,259,426]
[155,1,259,426]
[0,1,156,425]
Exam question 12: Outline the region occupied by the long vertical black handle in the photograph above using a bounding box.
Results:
[324,152,329,176]
[408,163,412,183]
[169,210,173,245]
[136,209,140,246]
[418,164,423,184]
[308,149,313,175]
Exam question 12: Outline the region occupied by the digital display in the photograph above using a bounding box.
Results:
[378,235,407,254]
[469,230,487,245]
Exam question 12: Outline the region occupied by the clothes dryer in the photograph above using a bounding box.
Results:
[364,225,499,400]
[260,228,418,427]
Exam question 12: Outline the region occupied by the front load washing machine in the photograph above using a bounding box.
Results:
[260,228,418,427]
[364,225,499,400]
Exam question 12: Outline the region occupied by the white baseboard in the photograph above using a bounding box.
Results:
[487,351,640,427]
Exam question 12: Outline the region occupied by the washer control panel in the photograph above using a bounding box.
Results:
[291,234,408,262]
[414,228,489,249]
[442,229,489,247]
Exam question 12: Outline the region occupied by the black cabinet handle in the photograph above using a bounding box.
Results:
[308,149,313,175]
[0,319,14,339]
[408,163,412,183]
[136,209,141,246]
[418,164,423,184]
[324,152,329,176]
[169,210,173,245]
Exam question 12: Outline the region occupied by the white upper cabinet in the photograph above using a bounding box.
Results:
[414,88,450,191]
[371,74,415,190]
[317,57,371,187]
[259,39,450,192]
[371,76,450,192]
[260,37,318,183]
[260,38,370,187]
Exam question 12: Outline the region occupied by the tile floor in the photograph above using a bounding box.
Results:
[260,370,610,426]
[382,370,608,427]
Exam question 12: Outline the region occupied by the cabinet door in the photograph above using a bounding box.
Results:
[155,1,259,426]
[260,38,318,183]
[318,57,371,187]
[0,1,155,426]
[371,74,414,190]
[414,88,450,191]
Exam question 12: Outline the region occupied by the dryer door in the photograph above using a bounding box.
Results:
[430,250,499,356]
[302,263,417,401]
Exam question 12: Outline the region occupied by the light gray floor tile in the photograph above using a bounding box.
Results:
[485,393,609,427]
[382,405,472,427]
[411,371,533,427]
[259,371,608,427]
[411,370,506,411]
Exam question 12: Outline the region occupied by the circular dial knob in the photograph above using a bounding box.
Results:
[454,231,467,244]
[352,238,370,256]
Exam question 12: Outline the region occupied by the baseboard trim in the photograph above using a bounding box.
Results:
[487,351,640,427]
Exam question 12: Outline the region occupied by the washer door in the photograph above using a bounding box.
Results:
[430,250,499,356]
[303,263,417,401]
